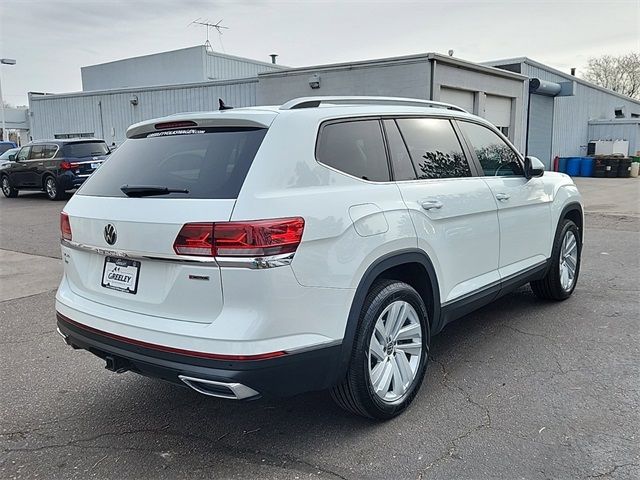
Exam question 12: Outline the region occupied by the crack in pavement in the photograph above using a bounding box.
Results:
[416,356,492,477]
[586,462,640,478]
[2,426,349,479]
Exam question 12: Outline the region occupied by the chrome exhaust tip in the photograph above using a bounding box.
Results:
[178,375,259,400]
[56,327,70,344]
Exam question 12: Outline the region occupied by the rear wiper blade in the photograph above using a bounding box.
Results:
[120,185,189,197]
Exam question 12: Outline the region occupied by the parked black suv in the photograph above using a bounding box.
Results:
[0,139,110,200]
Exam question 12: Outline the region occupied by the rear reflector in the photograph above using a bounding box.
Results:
[60,212,72,240]
[173,217,305,257]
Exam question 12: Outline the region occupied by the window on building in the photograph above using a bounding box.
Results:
[54,133,95,139]
[396,118,472,179]
[317,120,390,182]
[458,121,523,176]
[383,119,416,181]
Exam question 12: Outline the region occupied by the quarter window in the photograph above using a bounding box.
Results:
[317,120,390,182]
[43,145,58,159]
[396,118,471,179]
[458,121,523,176]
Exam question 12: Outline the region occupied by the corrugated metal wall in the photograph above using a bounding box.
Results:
[29,79,258,143]
[522,63,640,157]
[205,52,282,80]
[588,121,640,155]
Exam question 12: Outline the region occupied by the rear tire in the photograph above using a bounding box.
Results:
[530,219,581,300]
[1,175,18,198]
[331,279,430,419]
[44,176,64,201]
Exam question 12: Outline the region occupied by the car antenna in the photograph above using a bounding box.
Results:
[218,98,234,110]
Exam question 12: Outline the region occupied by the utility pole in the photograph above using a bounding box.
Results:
[0,58,17,142]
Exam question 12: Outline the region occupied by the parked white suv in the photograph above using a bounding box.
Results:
[56,97,583,419]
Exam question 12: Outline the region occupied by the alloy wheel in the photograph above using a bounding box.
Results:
[559,230,578,291]
[46,178,57,198]
[368,300,422,402]
[2,177,10,196]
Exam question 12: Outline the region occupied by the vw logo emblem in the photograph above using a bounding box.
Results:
[104,224,117,245]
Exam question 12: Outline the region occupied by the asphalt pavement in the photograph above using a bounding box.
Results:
[1,182,639,479]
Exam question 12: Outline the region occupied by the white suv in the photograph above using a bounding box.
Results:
[56,96,583,419]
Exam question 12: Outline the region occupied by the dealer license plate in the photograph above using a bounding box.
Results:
[101,257,140,294]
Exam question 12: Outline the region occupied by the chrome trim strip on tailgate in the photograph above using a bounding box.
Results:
[61,239,293,268]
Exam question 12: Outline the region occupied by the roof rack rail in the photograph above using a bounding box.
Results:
[279,96,468,113]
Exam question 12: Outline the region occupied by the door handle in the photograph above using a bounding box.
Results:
[420,199,443,210]
[495,193,510,201]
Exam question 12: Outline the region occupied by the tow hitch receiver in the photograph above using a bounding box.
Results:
[104,355,129,373]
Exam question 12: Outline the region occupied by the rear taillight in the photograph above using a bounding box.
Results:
[60,212,72,240]
[60,161,79,171]
[173,217,305,257]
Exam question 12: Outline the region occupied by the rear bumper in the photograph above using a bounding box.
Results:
[57,172,89,190]
[56,312,342,399]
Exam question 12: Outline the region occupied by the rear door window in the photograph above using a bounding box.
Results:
[396,118,472,179]
[78,127,268,199]
[62,141,110,158]
[317,120,390,182]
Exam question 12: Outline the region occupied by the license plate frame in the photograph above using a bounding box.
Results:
[101,256,140,294]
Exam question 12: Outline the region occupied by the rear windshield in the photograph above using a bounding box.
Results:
[77,127,267,199]
[63,141,110,158]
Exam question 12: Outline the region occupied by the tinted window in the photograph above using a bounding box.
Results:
[458,121,523,176]
[0,144,15,154]
[62,141,110,158]
[16,147,30,161]
[383,120,416,181]
[29,145,45,159]
[396,118,471,179]
[78,127,267,199]
[317,120,389,182]
[44,145,58,159]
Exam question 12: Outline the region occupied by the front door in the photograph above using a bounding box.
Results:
[10,146,31,187]
[457,120,552,279]
[385,118,500,305]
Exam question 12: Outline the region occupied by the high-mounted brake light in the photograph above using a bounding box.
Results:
[60,212,72,240]
[154,121,198,130]
[173,217,305,257]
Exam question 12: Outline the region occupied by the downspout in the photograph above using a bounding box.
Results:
[98,100,105,139]
[429,59,436,101]
[525,89,531,156]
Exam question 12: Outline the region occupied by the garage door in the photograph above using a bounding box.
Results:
[440,88,475,113]
[485,95,512,131]
[527,94,554,168]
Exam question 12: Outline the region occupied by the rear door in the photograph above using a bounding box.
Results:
[457,120,552,278]
[62,126,269,324]
[388,117,500,305]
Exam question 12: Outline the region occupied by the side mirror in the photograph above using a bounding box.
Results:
[524,156,545,179]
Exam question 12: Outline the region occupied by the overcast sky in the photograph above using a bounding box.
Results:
[1,0,638,106]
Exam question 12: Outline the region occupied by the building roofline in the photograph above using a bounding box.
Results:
[28,77,258,101]
[258,52,527,81]
[484,56,640,105]
[81,45,287,71]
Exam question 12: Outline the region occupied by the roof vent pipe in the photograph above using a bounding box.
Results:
[269,54,278,64]
[570,67,576,76]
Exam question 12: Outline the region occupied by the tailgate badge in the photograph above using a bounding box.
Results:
[104,224,117,245]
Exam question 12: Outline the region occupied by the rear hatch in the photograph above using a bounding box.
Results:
[62,120,271,324]
[62,140,111,176]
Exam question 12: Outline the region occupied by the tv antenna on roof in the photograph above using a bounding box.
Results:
[190,18,229,52]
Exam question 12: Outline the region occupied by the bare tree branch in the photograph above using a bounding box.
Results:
[583,53,640,100]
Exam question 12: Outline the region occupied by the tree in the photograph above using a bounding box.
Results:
[583,53,640,100]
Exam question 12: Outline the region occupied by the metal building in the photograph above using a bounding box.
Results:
[27,48,640,164]
[486,57,640,165]
[81,46,285,91]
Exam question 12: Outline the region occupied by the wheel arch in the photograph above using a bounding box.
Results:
[558,202,584,242]
[335,249,441,382]
[41,172,55,190]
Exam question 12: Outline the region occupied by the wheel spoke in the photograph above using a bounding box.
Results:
[374,361,393,396]
[396,340,422,357]
[395,351,413,386]
[396,323,420,342]
[369,335,385,362]
[388,302,407,340]
[565,254,577,273]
